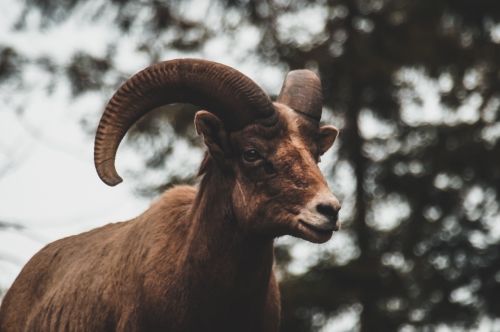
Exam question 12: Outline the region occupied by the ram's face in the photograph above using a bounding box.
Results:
[230,103,341,243]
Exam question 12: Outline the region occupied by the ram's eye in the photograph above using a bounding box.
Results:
[243,149,262,162]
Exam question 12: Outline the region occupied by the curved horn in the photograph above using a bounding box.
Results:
[277,70,322,121]
[94,58,276,186]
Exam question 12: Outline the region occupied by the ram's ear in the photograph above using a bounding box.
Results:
[318,125,339,155]
[194,110,230,162]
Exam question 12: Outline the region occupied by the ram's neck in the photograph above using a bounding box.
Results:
[184,204,275,284]
[179,166,275,323]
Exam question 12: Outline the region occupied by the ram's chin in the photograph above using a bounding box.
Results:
[292,220,334,243]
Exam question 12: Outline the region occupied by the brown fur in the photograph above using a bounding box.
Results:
[0,104,338,332]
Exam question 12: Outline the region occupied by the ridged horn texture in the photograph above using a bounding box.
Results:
[94,58,276,186]
[277,70,323,121]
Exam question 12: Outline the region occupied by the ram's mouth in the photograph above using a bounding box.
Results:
[297,219,335,243]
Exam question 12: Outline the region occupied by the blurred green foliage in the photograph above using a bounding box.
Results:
[2,0,500,331]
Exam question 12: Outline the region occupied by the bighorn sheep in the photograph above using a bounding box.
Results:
[0,59,341,331]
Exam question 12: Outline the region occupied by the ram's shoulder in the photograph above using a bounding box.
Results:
[145,185,197,219]
[158,185,196,206]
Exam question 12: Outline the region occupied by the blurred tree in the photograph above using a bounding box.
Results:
[2,0,500,331]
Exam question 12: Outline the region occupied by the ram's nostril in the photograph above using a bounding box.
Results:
[316,203,339,222]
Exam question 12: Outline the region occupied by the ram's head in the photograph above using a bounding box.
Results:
[94,59,341,243]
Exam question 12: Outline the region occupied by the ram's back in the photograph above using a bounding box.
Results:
[0,185,196,332]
